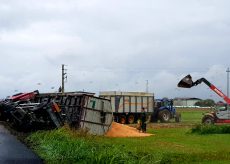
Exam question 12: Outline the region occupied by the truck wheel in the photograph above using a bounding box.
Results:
[175,113,181,122]
[120,115,126,124]
[158,110,170,123]
[202,116,214,125]
[128,115,135,124]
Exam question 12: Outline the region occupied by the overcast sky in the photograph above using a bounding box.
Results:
[0,0,230,101]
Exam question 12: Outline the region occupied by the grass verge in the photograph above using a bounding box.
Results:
[26,126,230,164]
[26,126,157,164]
[25,109,230,163]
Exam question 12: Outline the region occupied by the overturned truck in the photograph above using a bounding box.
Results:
[0,91,113,135]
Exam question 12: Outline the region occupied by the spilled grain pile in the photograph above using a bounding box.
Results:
[105,122,153,137]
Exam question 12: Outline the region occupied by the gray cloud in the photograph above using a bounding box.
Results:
[0,0,230,102]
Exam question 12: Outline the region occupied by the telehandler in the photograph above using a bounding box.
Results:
[178,74,230,124]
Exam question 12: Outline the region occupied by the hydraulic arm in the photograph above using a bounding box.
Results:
[178,74,230,104]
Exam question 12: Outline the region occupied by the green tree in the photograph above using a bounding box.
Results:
[195,99,215,107]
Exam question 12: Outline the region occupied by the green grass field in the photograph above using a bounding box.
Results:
[26,108,230,164]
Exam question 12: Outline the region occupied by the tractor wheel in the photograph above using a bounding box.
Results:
[202,116,214,125]
[175,112,181,123]
[158,110,170,123]
[120,115,126,124]
[128,115,135,124]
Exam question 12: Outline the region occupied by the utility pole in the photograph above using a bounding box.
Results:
[227,67,230,97]
[146,80,149,93]
[61,64,67,94]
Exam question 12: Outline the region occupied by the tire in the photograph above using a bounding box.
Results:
[158,110,170,123]
[0,103,13,121]
[120,115,126,124]
[175,112,181,122]
[202,116,214,125]
[128,115,135,124]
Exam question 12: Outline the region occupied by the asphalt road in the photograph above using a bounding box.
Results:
[0,124,43,164]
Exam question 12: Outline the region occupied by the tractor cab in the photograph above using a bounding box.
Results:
[215,104,227,111]
[214,103,230,120]
[152,98,180,122]
[155,98,176,114]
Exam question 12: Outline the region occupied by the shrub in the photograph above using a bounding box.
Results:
[191,124,230,134]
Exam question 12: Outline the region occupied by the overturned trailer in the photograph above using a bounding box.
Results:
[0,91,113,135]
[34,92,113,135]
[0,91,64,131]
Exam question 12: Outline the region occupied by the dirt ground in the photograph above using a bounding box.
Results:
[147,123,195,129]
[105,122,153,137]
[105,121,196,138]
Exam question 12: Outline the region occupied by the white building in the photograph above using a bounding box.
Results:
[173,97,201,107]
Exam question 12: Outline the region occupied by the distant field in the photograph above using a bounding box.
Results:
[147,108,213,129]
[26,108,230,164]
[176,107,213,124]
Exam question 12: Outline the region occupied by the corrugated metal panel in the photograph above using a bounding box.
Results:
[148,97,154,112]
[124,96,129,112]
[110,97,115,112]
[80,96,113,135]
[131,96,136,112]
[143,97,148,111]
[136,97,142,112]
[118,96,124,112]
[99,91,154,113]
[35,94,113,136]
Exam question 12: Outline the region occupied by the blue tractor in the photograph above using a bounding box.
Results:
[151,98,181,123]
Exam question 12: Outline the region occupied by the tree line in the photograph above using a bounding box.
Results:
[194,99,216,107]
